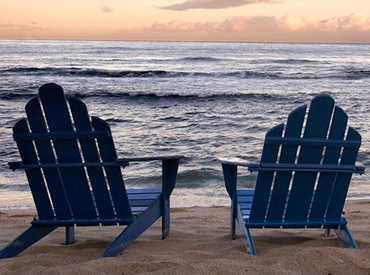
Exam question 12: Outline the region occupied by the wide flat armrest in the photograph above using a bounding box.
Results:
[117,155,184,199]
[355,162,366,174]
[9,161,22,171]
[218,157,257,169]
[218,157,366,174]
[116,155,185,163]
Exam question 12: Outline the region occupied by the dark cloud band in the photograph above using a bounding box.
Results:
[161,0,281,11]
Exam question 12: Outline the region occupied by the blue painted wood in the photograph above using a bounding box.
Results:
[14,162,128,169]
[1,83,183,259]
[265,136,360,148]
[310,106,347,221]
[91,116,133,220]
[326,127,361,220]
[38,84,97,220]
[12,119,55,220]
[13,131,111,141]
[103,195,162,257]
[219,94,363,255]
[221,164,238,238]
[250,124,284,221]
[65,226,75,245]
[249,124,283,222]
[0,226,57,259]
[162,199,170,239]
[267,105,306,222]
[285,95,335,221]
[25,96,73,220]
[237,204,256,255]
[162,159,181,199]
[249,164,361,173]
[333,224,358,249]
[68,96,115,220]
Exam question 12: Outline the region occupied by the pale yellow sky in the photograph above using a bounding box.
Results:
[1,0,370,42]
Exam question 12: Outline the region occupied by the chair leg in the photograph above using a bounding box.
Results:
[162,199,170,239]
[0,225,57,259]
[65,226,75,245]
[236,206,256,255]
[333,224,358,249]
[231,201,236,239]
[245,228,256,255]
[103,201,161,257]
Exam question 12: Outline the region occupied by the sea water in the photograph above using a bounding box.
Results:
[0,40,369,209]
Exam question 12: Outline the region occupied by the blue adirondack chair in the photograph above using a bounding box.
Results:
[219,94,365,255]
[0,83,183,258]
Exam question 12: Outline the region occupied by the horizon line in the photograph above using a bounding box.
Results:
[1,38,370,45]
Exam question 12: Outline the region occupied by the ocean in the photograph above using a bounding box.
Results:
[0,40,369,209]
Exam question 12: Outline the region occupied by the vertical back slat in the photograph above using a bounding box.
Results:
[38,84,97,219]
[249,124,283,221]
[326,127,361,220]
[13,119,55,220]
[92,117,132,220]
[25,98,72,220]
[68,97,116,219]
[310,106,348,221]
[266,106,306,221]
[285,95,335,221]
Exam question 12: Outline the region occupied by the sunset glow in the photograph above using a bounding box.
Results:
[1,0,370,42]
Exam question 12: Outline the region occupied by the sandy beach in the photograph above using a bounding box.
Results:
[0,201,369,275]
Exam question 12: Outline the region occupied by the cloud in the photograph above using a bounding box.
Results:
[0,22,48,39]
[278,13,370,32]
[0,22,46,31]
[278,15,318,31]
[160,0,282,11]
[100,6,113,13]
[114,13,370,43]
[320,13,370,31]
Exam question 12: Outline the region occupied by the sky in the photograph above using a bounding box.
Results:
[1,0,370,43]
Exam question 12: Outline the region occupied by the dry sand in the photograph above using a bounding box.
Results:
[0,200,369,274]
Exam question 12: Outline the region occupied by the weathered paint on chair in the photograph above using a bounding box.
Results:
[0,83,183,259]
[219,94,365,255]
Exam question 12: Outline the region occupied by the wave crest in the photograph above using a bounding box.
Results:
[2,66,370,80]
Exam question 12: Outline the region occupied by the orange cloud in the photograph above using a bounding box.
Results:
[1,12,369,43]
[115,13,370,43]
[320,13,370,31]
[278,15,318,31]
[161,0,282,11]
[279,13,370,31]
[100,6,113,13]
[0,22,46,32]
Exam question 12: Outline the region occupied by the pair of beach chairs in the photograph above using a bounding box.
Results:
[0,83,364,258]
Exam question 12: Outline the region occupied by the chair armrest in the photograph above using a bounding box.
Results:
[218,157,366,174]
[9,161,22,171]
[117,155,184,199]
[218,157,366,199]
[218,157,257,170]
[218,158,257,199]
[355,162,366,174]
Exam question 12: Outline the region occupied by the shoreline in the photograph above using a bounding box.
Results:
[0,200,369,274]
